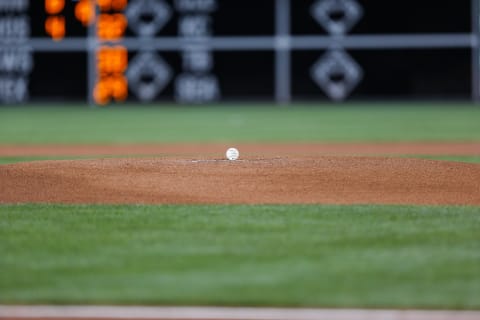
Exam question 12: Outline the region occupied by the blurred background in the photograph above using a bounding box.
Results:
[1,1,480,313]
[0,0,477,106]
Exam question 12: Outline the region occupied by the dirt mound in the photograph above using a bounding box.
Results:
[1,157,479,205]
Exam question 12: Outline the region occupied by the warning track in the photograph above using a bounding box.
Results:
[1,305,480,320]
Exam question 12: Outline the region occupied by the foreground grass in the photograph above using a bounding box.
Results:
[1,104,480,144]
[1,204,479,309]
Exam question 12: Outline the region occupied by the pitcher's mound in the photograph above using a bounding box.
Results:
[1,157,479,205]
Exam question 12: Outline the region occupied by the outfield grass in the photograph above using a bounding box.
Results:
[1,104,480,144]
[1,204,479,308]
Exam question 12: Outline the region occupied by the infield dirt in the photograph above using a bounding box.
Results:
[1,147,479,205]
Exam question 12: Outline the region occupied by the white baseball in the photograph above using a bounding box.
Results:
[226,147,239,161]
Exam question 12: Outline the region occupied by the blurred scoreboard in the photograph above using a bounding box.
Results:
[0,0,476,104]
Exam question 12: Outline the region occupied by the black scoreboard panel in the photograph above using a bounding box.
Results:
[208,1,275,36]
[292,49,472,100]
[292,1,472,35]
[123,51,275,101]
[204,52,275,100]
[30,0,276,38]
[29,52,87,101]
[120,0,275,37]
[0,0,476,104]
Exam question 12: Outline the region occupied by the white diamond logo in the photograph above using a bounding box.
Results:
[311,0,363,35]
[127,52,172,101]
[311,50,363,101]
[126,0,172,36]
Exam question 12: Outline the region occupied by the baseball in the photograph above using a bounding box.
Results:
[226,147,239,161]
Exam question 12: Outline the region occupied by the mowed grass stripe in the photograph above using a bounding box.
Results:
[1,204,479,308]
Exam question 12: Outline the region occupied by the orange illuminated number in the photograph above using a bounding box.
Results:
[94,75,128,105]
[45,0,65,15]
[45,16,65,41]
[75,0,96,26]
[97,46,128,74]
[111,0,128,11]
[92,0,129,105]
[97,0,111,11]
[97,0,128,11]
[111,75,128,101]
[95,45,129,105]
[94,79,111,105]
[97,13,128,40]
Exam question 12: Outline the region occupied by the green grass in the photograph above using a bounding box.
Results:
[1,204,480,309]
[1,104,479,309]
[0,155,135,165]
[408,155,480,164]
[0,156,92,165]
[1,104,480,144]
[1,155,480,165]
